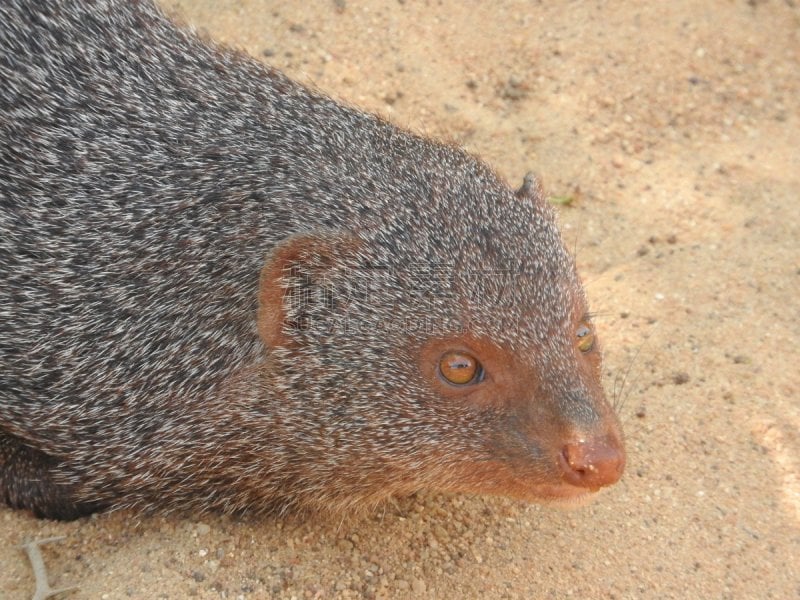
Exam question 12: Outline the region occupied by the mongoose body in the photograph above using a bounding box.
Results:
[0,0,624,520]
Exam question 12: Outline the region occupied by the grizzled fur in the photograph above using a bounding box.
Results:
[1,0,619,519]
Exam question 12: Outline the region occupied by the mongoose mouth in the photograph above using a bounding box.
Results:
[532,483,605,508]
[483,475,605,506]
[447,451,622,507]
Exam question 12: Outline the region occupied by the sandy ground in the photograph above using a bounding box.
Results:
[2,0,798,598]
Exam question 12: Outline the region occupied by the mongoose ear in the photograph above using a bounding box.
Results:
[515,172,545,202]
[258,232,361,349]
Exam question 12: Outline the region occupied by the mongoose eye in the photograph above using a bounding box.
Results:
[576,321,595,353]
[438,351,484,386]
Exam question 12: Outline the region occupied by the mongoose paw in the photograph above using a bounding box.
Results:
[1,432,108,520]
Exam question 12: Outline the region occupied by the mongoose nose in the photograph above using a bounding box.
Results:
[559,437,626,489]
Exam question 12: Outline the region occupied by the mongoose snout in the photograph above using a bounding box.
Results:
[560,437,626,490]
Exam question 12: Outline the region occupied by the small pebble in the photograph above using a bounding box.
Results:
[672,372,690,385]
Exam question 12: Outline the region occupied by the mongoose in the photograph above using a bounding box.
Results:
[0,0,625,520]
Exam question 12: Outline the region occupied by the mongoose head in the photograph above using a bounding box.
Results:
[257,155,625,512]
[0,0,620,520]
